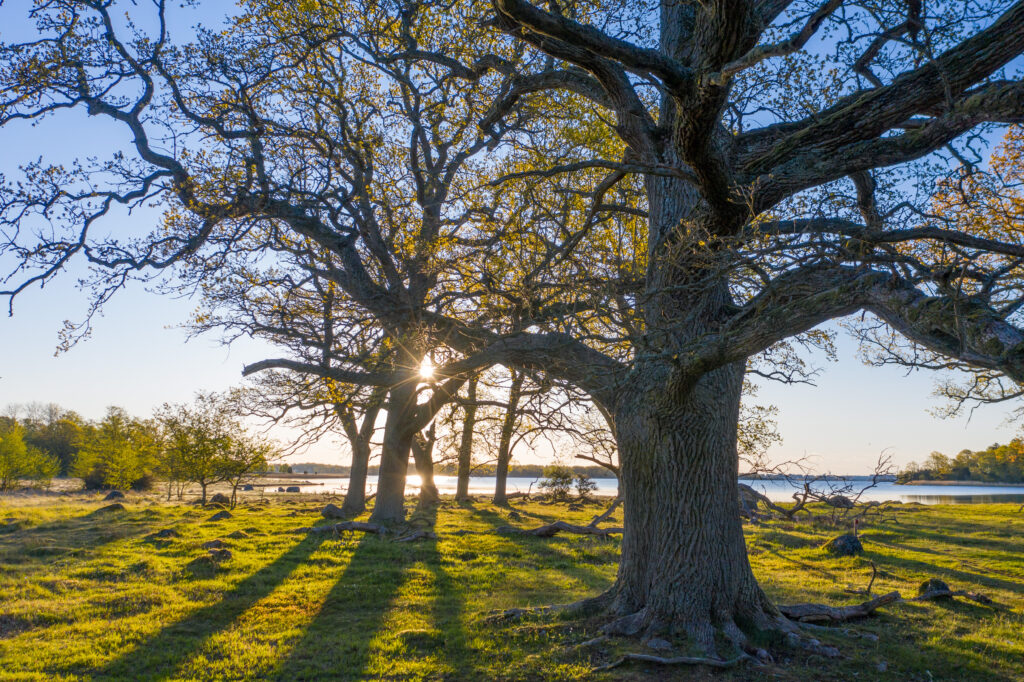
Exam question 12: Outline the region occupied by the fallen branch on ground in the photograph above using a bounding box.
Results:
[306,521,387,535]
[593,653,751,672]
[496,520,623,537]
[779,591,900,623]
[913,589,994,605]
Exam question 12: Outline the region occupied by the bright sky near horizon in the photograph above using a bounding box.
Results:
[2,272,1019,473]
[0,3,1020,473]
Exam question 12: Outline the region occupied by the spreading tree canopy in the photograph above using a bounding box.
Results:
[3,0,1024,657]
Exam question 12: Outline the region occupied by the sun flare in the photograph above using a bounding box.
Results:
[419,358,435,380]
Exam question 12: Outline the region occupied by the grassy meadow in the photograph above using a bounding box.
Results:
[0,490,1022,681]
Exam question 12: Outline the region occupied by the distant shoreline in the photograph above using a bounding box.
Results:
[898,479,1024,487]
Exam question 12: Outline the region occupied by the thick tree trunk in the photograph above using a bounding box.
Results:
[455,377,478,501]
[369,384,417,523]
[493,371,524,506]
[609,363,787,652]
[412,423,439,508]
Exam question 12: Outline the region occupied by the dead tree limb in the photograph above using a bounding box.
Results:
[305,521,386,535]
[593,653,751,672]
[497,520,623,537]
[587,497,621,527]
[778,591,900,623]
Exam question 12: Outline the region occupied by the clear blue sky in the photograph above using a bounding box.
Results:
[1,3,1019,472]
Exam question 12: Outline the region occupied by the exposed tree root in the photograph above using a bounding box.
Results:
[778,591,900,623]
[496,520,623,537]
[593,652,752,672]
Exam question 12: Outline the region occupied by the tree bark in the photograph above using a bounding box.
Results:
[609,362,789,652]
[337,395,382,516]
[369,383,417,523]
[412,422,439,508]
[493,371,525,506]
[455,377,478,501]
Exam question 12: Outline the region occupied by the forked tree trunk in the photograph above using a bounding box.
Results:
[369,384,417,523]
[455,378,478,501]
[609,362,786,651]
[493,371,524,506]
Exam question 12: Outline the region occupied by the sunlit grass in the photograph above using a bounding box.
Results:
[0,493,1021,680]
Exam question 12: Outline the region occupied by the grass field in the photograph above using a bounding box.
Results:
[0,491,1022,681]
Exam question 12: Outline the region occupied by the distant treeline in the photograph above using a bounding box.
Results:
[899,440,1024,483]
[2,401,275,497]
[285,462,618,479]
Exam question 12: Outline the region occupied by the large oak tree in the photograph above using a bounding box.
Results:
[3,0,1024,658]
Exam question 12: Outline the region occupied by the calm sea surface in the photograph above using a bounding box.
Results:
[269,475,1024,505]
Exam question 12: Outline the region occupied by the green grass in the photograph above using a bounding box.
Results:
[0,493,1022,680]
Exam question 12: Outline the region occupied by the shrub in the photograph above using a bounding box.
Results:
[574,473,598,501]
[539,465,576,502]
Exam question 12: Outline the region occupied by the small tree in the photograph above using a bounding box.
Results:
[157,395,277,505]
[574,473,598,503]
[539,465,576,503]
[0,423,59,490]
[73,408,158,490]
[156,397,234,505]
[223,435,276,508]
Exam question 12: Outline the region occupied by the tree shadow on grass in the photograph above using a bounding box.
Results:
[864,547,1024,595]
[879,523,1024,557]
[81,533,327,681]
[423,543,474,678]
[0,508,164,569]
[269,530,419,680]
[468,506,615,598]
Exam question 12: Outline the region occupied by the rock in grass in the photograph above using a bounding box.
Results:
[644,638,672,653]
[92,503,126,514]
[203,539,225,549]
[209,493,231,506]
[103,490,125,501]
[322,503,346,519]
[207,510,232,522]
[917,578,952,598]
[822,533,863,556]
[227,530,249,539]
